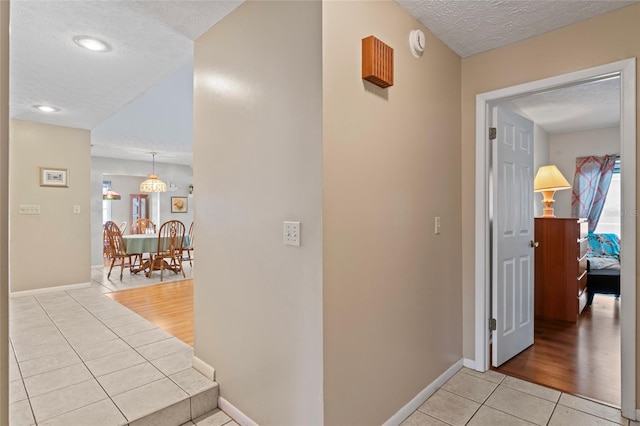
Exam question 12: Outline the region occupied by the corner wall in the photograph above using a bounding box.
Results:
[460,1,639,391]
[322,1,462,424]
[0,0,9,422]
[533,124,550,218]
[9,120,91,292]
[193,1,323,424]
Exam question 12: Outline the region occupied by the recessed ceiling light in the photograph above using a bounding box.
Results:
[73,36,111,52]
[33,105,60,113]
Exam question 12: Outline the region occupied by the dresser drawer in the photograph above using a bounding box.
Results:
[578,219,588,239]
[578,254,588,280]
[578,237,589,258]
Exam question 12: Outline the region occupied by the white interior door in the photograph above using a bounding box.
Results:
[492,106,535,367]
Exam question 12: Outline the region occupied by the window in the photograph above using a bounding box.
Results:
[594,160,621,237]
[102,180,112,224]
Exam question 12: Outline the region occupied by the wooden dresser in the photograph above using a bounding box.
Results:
[534,217,588,322]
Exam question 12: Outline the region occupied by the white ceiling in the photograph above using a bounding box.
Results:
[10,0,242,165]
[9,1,634,165]
[503,77,621,134]
[395,0,639,58]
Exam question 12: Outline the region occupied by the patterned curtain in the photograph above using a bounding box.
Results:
[570,154,617,233]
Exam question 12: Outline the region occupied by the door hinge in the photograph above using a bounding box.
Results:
[489,127,497,140]
[489,318,497,331]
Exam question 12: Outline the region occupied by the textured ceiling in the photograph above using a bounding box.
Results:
[9,0,632,166]
[10,0,242,165]
[396,0,639,58]
[503,77,620,134]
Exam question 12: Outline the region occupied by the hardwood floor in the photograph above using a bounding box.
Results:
[106,279,194,346]
[494,294,620,407]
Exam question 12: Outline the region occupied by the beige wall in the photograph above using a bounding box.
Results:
[550,126,620,218]
[9,120,91,292]
[193,1,323,424]
[323,1,462,424]
[0,1,9,422]
[460,3,639,379]
[533,124,550,218]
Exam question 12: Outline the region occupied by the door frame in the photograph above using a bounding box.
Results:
[474,58,636,418]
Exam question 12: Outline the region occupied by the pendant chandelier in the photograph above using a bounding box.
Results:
[140,152,167,193]
[102,190,121,200]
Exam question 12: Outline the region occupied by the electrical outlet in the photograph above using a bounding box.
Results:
[19,205,40,215]
[73,205,81,214]
[284,221,301,246]
[435,216,441,234]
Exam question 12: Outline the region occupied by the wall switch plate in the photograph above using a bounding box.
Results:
[73,205,81,214]
[284,221,301,246]
[435,216,441,234]
[19,205,40,215]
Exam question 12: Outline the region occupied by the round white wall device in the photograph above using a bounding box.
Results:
[409,29,425,58]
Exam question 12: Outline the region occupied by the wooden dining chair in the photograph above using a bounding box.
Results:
[119,221,127,234]
[149,220,186,281]
[103,226,113,266]
[104,221,133,280]
[182,221,195,267]
[131,218,156,235]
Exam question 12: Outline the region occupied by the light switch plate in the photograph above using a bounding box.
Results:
[435,216,441,234]
[73,205,81,214]
[284,221,301,246]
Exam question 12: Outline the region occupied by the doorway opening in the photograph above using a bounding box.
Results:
[474,59,636,418]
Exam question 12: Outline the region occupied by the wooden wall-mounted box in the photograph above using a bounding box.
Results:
[362,36,394,88]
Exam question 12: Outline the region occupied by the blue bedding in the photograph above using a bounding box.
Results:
[587,233,620,260]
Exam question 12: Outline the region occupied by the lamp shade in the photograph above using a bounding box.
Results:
[140,175,167,193]
[140,152,167,193]
[102,190,121,200]
[534,165,571,192]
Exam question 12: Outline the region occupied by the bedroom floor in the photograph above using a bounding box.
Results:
[495,294,620,407]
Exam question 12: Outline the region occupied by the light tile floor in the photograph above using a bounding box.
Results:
[92,260,194,293]
[7,262,234,426]
[16,264,637,426]
[402,367,636,426]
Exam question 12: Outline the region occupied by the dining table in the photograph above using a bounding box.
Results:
[123,233,190,277]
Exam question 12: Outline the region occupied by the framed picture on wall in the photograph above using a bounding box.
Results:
[40,167,69,187]
[171,196,188,213]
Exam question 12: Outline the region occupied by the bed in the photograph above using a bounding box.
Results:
[586,233,620,306]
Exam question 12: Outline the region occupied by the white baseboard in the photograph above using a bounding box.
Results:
[463,358,475,369]
[632,408,640,421]
[192,356,216,381]
[383,359,463,426]
[10,282,92,298]
[218,396,259,426]
[91,264,104,269]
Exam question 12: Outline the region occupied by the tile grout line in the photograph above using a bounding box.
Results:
[554,394,628,425]
[28,290,150,424]
[480,378,558,426]
[463,371,505,425]
[414,369,628,426]
[10,268,196,425]
[64,287,172,424]
[29,291,126,425]
[66,287,202,423]
[8,336,37,425]
[545,402,559,426]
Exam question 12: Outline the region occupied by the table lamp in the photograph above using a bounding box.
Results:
[534,165,572,218]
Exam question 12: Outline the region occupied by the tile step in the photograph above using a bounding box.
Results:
[125,381,219,426]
